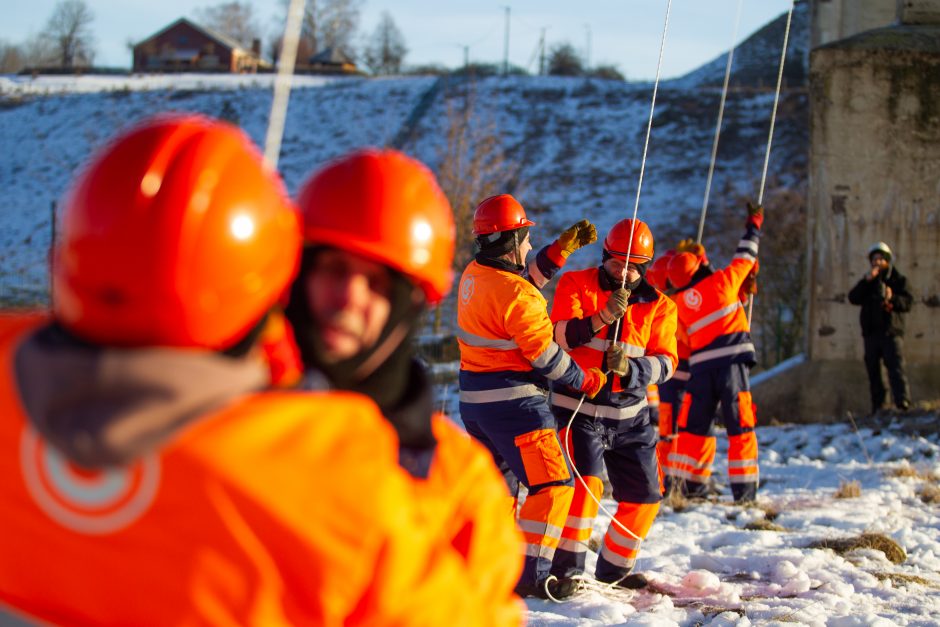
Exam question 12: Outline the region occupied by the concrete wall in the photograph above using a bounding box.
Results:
[807,24,940,370]
[810,0,897,48]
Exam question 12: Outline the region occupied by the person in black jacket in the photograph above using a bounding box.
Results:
[847,242,913,413]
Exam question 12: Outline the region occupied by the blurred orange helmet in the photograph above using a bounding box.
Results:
[646,250,675,290]
[296,149,455,305]
[668,252,702,290]
[472,194,535,236]
[53,114,301,349]
[604,218,654,264]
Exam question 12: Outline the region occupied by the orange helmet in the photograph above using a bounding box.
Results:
[604,218,654,264]
[668,252,702,290]
[297,149,455,305]
[472,194,535,235]
[646,250,675,290]
[53,114,301,349]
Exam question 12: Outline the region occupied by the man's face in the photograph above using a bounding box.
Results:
[603,256,640,284]
[871,252,889,271]
[517,232,532,264]
[305,249,392,362]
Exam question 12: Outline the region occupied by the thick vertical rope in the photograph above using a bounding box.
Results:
[697,0,743,245]
[562,0,673,545]
[749,0,794,321]
[264,0,306,169]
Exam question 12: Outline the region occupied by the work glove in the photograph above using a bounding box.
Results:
[746,202,764,229]
[579,367,608,399]
[554,219,597,259]
[606,344,630,377]
[676,238,706,259]
[597,288,630,325]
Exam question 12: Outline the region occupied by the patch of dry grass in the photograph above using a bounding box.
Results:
[834,480,862,499]
[807,533,907,564]
[664,485,689,512]
[920,483,940,505]
[744,519,788,532]
[870,571,939,588]
[887,465,938,481]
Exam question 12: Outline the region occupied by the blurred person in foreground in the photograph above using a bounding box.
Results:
[282,149,525,623]
[848,242,913,413]
[0,115,509,626]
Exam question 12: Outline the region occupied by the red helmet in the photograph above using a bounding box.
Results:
[668,252,702,290]
[646,250,675,291]
[53,114,301,349]
[297,149,455,305]
[472,194,535,235]
[604,219,654,264]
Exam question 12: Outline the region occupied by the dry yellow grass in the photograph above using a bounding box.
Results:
[834,480,862,499]
[808,533,907,564]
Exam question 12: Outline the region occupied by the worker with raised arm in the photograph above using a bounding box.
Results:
[457,194,606,600]
[667,202,763,503]
[549,218,678,590]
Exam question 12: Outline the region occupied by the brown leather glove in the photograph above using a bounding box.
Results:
[579,367,608,399]
[598,288,630,325]
[605,344,630,377]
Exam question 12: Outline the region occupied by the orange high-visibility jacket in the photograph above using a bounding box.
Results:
[550,271,678,423]
[0,314,522,627]
[672,222,760,373]
[457,259,584,390]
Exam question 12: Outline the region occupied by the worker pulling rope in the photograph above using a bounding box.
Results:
[560,0,674,555]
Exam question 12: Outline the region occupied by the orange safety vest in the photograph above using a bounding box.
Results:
[0,314,518,627]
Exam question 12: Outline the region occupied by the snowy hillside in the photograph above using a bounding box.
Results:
[0,4,808,305]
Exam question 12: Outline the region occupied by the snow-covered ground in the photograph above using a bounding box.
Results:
[438,382,940,625]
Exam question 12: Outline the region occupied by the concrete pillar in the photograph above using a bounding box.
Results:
[811,0,897,48]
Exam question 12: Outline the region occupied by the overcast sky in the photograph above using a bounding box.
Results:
[2,1,796,80]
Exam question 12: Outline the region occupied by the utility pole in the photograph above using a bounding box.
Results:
[503,6,511,76]
[538,27,546,75]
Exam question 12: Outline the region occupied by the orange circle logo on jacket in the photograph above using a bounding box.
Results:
[683,288,703,312]
[460,276,475,305]
[19,425,161,535]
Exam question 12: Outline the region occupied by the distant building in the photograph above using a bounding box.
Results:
[132,18,269,73]
[297,47,359,75]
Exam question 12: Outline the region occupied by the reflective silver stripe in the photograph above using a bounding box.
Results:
[668,468,709,481]
[528,258,548,289]
[456,327,518,350]
[733,251,757,261]
[728,474,759,484]
[668,453,708,469]
[585,338,645,357]
[728,459,758,469]
[606,525,642,551]
[565,514,594,530]
[644,355,663,383]
[552,393,647,421]
[689,342,756,366]
[543,351,574,382]
[687,302,744,336]
[599,543,636,569]
[531,342,560,369]
[554,320,571,351]
[459,385,544,404]
[557,537,588,553]
[519,519,564,537]
[524,543,557,559]
[737,239,758,255]
[672,370,691,382]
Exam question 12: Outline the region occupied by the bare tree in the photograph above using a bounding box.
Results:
[42,0,95,67]
[548,42,583,77]
[275,0,361,62]
[196,1,261,50]
[0,40,26,73]
[363,11,407,75]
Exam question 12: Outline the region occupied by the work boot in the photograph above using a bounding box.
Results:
[514,575,579,601]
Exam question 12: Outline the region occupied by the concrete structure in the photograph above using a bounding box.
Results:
[133,18,268,73]
[810,0,896,48]
[755,0,940,422]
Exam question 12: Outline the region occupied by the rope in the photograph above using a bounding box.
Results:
[561,0,674,545]
[263,0,306,169]
[758,0,795,205]
[696,0,743,244]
